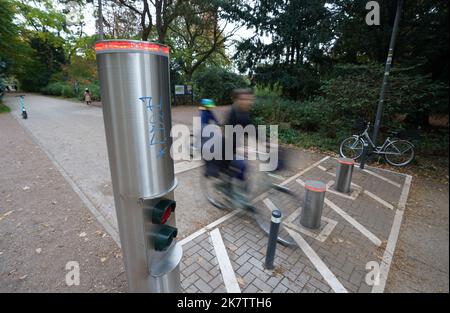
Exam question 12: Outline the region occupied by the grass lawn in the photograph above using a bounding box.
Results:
[0,101,11,113]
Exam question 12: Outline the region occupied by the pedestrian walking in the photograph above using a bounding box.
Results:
[84,88,92,105]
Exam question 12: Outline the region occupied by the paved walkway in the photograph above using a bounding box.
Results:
[3,94,231,242]
[1,93,447,293]
[179,156,412,293]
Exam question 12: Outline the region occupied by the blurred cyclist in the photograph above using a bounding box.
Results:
[199,98,221,176]
[221,88,256,183]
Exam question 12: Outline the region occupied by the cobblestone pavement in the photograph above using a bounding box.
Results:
[180,157,412,293]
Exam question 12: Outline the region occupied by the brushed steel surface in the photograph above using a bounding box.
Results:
[97,42,180,292]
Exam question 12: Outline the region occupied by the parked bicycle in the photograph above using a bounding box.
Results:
[339,120,415,167]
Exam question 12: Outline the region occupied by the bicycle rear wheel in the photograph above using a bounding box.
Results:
[201,161,234,210]
[383,140,415,167]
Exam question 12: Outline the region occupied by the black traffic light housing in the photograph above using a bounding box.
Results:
[148,198,178,251]
[152,199,176,224]
[153,225,178,251]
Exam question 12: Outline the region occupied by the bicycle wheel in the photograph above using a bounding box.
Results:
[201,164,231,210]
[340,136,364,160]
[383,140,415,167]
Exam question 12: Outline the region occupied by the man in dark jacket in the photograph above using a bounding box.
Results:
[221,88,256,181]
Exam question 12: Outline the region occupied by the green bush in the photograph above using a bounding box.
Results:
[192,67,249,105]
[0,100,10,113]
[41,81,101,101]
[251,63,449,155]
[78,82,100,101]
[251,96,331,133]
[41,82,67,96]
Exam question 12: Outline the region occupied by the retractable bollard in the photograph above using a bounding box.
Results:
[265,210,282,270]
[96,40,181,292]
[300,181,326,229]
[335,158,355,194]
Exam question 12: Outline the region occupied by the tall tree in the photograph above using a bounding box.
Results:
[168,0,236,81]
[224,0,333,99]
[331,0,449,81]
[117,0,187,42]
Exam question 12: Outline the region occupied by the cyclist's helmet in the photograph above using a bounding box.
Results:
[201,98,216,108]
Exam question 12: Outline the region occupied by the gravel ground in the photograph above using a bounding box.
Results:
[0,113,127,292]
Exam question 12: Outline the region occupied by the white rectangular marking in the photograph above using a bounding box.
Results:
[284,210,338,243]
[179,210,240,246]
[324,198,382,247]
[296,178,381,246]
[318,165,336,177]
[251,156,330,205]
[263,198,278,212]
[364,190,394,210]
[372,175,412,293]
[210,228,241,293]
[285,228,348,293]
[361,169,401,188]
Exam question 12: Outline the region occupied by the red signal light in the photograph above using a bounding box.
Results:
[152,199,176,224]
[95,40,170,55]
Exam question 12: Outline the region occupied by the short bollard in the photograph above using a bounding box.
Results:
[359,142,370,170]
[335,158,355,194]
[265,210,282,270]
[300,181,326,229]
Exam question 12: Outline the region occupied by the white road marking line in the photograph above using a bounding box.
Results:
[318,165,336,177]
[263,198,278,212]
[372,175,412,293]
[324,198,382,247]
[282,156,331,185]
[179,210,241,246]
[285,228,348,293]
[364,190,394,210]
[174,160,204,174]
[210,228,242,293]
[180,157,331,246]
[360,168,402,188]
[250,156,330,205]
[284,210,338,243]
[296,178,381,246]
[353,161,409,178]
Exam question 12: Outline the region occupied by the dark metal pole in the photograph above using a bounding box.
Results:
[372,0,403,145]
[265,210,281,270]
[359,142,370,169]
[98,0,104,40]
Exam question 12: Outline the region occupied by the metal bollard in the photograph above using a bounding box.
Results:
[265,210,282,270]
[359,142,370,170]
[301,181,326,229]
[335,158,355,193]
